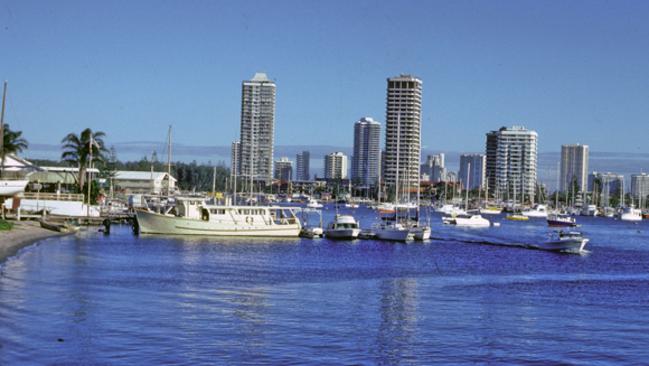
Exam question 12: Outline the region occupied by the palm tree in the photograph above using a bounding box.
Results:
[61,128,107,190]
[1,123,29,170]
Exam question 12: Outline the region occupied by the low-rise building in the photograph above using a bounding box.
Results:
[113,171,177,195]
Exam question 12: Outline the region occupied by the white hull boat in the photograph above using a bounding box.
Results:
[447,214,491,228]
[619,207,642,222]
[136,198,301,236]
[374,222,413,242]
[522,204,549,218]
[411,225,431,240]
[324,214,360,239]
[306,199,323,209]
[537,231,589,253]
[0,179,29,196]
[435,204,467,216]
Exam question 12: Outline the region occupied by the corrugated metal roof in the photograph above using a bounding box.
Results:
[114,171,177,182]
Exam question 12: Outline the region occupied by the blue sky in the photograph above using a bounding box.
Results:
[1,0,649,158]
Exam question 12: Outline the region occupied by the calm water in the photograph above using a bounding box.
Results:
[1,207,649,365]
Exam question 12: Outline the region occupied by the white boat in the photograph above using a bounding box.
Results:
[522,204,549,218]
[435,204,467,216]
[446,214,491,228]
[581,204,598,216]
[619,207,642,222]
[479,206,503,215]
[306,198,323,209]
[135,197,302,236]
[324,214,360,239]
[538,231,589,253]
[344,203,360,209]
[411,225,431,240]
[300,226,323,238]
[0,179,29,196]
[374,221,413,242]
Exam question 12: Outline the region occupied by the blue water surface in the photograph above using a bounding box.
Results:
[1,206,649,365]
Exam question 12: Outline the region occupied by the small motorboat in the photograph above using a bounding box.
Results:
[411,224,431,240]
[506,213,529,221]
[324,214,361,239]
[306,199,324,209]
[522,204,549,218]
[538,231,589,253]
[619,207,642,222]
[446,214,491,228]
[358,229,376,240]
[479,206,503,215]
[547,213,578,227]
[39,219,80,233]
[300,226,324,238]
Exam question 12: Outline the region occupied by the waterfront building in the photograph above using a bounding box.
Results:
[631,173,649,203]
[351,117,381,187]
[485,126,538,201]
[230,141,241,178]
[560,144,589,192]
[239,72,276,183]
[274,157,293,181]
[588,171,624,207]
[383,74,423,190]
[113,171,177,195]
[458,154,486,190]
[295,151,310,181]
[420,154,445,183]
[324,152,348,180]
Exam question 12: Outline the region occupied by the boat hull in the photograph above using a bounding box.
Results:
[375,229,413,242]
[324,228,360,240]
[412,226,431,240]
[135,209,301,237]
[536,238,588,253]
[0,179,28,196]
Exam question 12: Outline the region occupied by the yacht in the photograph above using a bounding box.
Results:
[522,204,549,218]
[538,231,589,253]
[445,214,491,228]
[547,213,578,227]
[324,214,360,239]
[135,197,302,236]
[619,207,642,222]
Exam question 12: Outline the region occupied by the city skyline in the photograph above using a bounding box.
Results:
[2,1,649,154]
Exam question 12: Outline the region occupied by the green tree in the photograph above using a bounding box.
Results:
[60,128,107,191]
[1,123,28,169]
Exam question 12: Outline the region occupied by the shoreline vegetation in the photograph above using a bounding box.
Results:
[0,221,66,264]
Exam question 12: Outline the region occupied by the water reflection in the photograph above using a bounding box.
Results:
[375,277,418,364]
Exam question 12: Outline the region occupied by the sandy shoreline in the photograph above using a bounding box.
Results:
[0,221,67,263]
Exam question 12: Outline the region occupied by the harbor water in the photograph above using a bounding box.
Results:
[1,206,649,364]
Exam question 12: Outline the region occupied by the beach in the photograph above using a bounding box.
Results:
[0,221,65,263]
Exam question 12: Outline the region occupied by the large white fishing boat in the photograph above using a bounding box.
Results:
[445,214,491,228]
[135,197,302,236]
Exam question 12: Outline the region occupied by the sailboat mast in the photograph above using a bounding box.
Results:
[167,125,172,196]
[465,162,470,211]
[0,81,7,174]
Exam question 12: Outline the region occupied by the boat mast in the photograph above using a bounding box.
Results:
[555,161,560,211]
[0,81,7,175]
[465,162,470,211]
[167,125,172,196]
